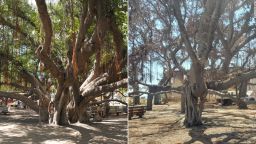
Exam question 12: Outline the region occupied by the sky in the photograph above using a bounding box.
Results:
[27,0,59,7]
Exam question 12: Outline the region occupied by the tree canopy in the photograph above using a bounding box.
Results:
[129,0,256,127]
[0,0,127,125]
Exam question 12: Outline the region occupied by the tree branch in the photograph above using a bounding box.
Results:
[35,0,53,53]
[208,70,256,90]
[0,15,36,46]
[0,91,39,113]
[172,0,198,63]
[89,99,127,106]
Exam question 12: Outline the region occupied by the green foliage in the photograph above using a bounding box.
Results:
[0,0,127,91]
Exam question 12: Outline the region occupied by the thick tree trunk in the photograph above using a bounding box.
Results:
[133,96,140,105]
[78,104,90,123]
[147,94,153,110]
[52,88,69,125]
[183,82,202,127]
[222,55,232,74]
[67,107,79,123]
[67,99,90,124]
[39,105,49,122]
[181,92,185,113]
[183,62,207,127]
[237,81,248,109]
[154,94,161,105]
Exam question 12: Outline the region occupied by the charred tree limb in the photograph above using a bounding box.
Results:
[207,70,256,90]
[129,89,182,96]
[89,99,127,106]
[172,0,198,63]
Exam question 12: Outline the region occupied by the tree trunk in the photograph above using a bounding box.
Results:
[78,104,90,123]
[183,82,202,127]
[67,106,79,123]
[237,81,248,109]
[154,94,161,105]
[147,94,153,110]
[40,105,49,122]
[183,62,207,127]
[133,96,140,105]
[67,96,90,124]
[222,55,232,74]
[181,92,185,113]
[52,88,69,125]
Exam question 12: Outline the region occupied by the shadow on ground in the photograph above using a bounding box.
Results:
[0,109,127,144]
[183,107,256,144]
[129,103,256,144]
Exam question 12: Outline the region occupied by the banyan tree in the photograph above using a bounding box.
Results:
[0,0,127,125]
[129,0,256,127]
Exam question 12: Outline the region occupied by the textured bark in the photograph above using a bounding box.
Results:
[67,101,90,124]
[183,62,207,127]
[237,81,248,109]
[52,88,69,125]
[67,102,79,123]
[32,0,127,126]
[183,82,202,127]
[222,54,232,74]
[208,70,256,90]
[181,92,185,113]
[154,94,161,105]
[78,104,90,123]
[147,94,153,111]
[133,96,140,105]
[35,0,53,54]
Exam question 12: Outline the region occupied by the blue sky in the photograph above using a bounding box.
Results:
[27,0,59,7]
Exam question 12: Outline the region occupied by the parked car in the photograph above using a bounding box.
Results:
[0,105,9,114]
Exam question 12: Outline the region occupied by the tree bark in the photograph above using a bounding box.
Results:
[183,80,202,127]
[183,62,207,127]
[147,94,153,110]
[78,104,90,123]
[154,94,161,105]
[181,92,185,113]
[133,96,140,105]
[237,80,248,109]
[52,88,69,125]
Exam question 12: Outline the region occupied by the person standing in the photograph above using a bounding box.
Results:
[48,101,54,124]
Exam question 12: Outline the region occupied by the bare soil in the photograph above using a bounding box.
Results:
[128,102,256,144]
[0,108,127,144]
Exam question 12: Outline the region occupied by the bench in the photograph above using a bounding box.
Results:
[128,105,146,120]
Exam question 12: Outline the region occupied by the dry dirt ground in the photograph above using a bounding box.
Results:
[0,108,127,144]
[129,102,256,144]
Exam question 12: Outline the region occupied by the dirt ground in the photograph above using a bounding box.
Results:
[128,102,256,144]
[0,108,127,144]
